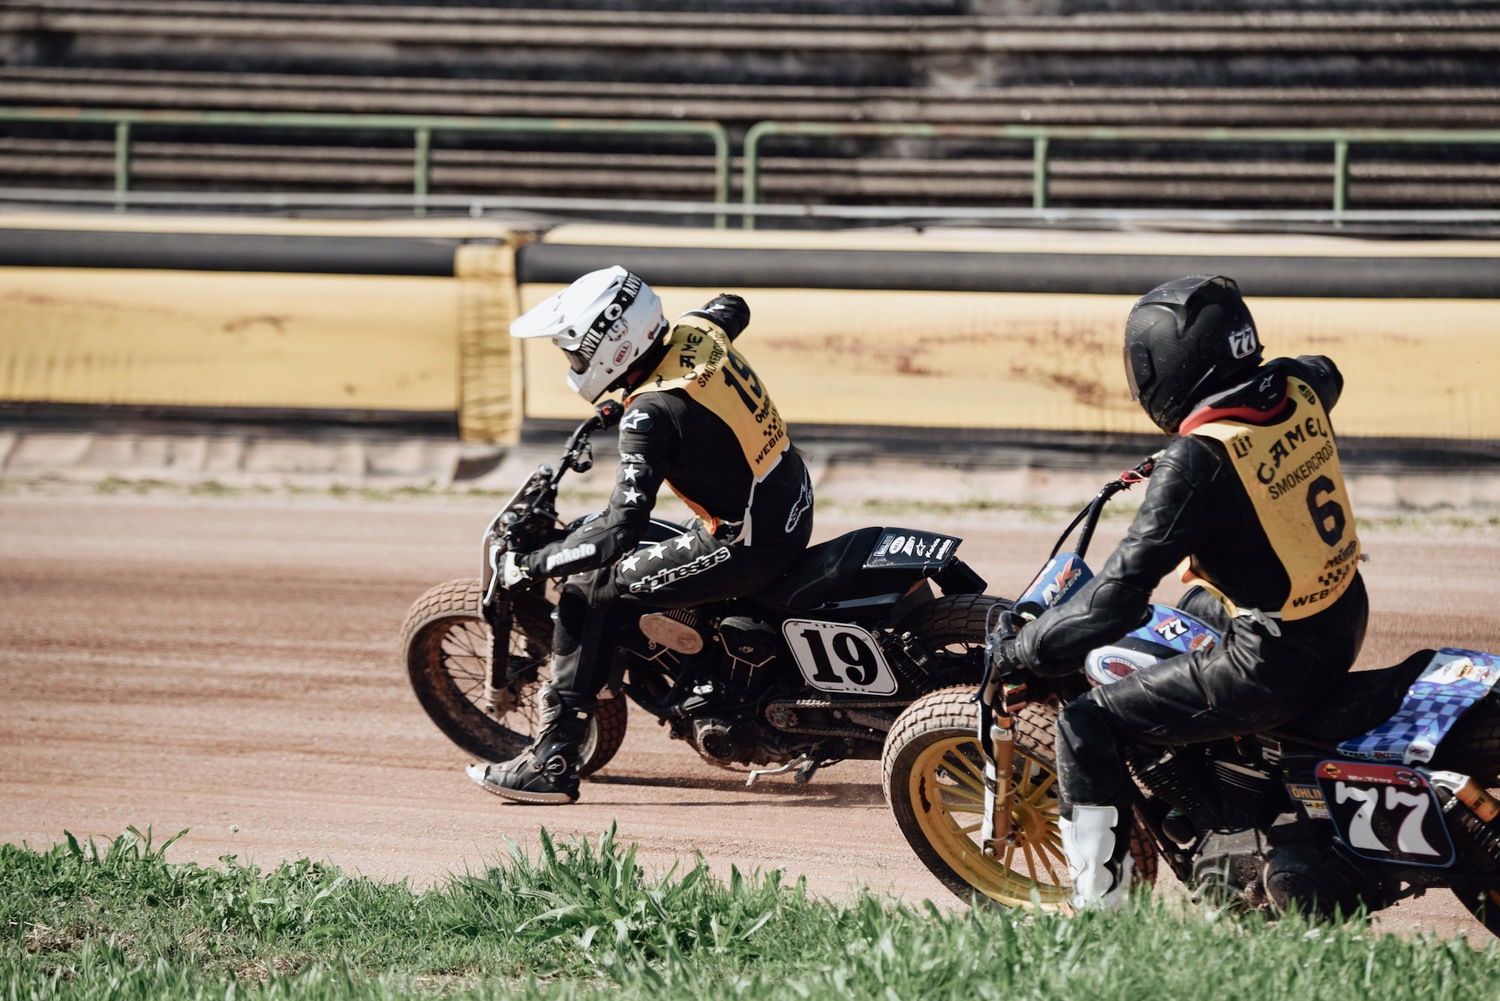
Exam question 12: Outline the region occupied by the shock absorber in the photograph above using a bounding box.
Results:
[1430,770,1500,865]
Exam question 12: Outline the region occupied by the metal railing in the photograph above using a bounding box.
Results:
[741,120,1500,228]
[0,108,734,227]
[5,109,1500,232]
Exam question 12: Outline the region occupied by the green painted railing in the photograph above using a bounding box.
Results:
[741,121,1500,229]
[0,108,733,227]
[6,110,1500,232]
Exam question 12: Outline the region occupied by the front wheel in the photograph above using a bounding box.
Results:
[400,577,628,774]
[881,686,1157,909]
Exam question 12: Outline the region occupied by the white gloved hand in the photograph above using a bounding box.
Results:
[499,550,532,589]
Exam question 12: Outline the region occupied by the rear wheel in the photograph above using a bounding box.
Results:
[401,578,627,774]
[1434,706,1500,940]
[882,686,1157,909]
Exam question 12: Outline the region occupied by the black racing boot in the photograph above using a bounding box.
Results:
[466,686,591,804]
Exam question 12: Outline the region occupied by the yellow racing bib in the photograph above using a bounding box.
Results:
[628,315,790,479]
[1188,377,1361,621]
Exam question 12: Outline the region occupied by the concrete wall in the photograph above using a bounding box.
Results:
[4,212,1499,445]
[0,213,523,442]
[518,224,1500,442]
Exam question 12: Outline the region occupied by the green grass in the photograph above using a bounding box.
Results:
[3,826,1495,1001]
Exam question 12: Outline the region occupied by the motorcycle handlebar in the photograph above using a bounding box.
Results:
[594,398,624,430]
[1046,450,1163,562]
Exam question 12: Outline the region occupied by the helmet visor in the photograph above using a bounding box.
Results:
[1124,339,1154,402]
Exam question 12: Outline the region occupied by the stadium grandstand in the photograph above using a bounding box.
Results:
[3,0,1500,226]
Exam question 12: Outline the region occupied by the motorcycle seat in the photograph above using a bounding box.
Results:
[753,527,885,610]
[1270,649,1435,746]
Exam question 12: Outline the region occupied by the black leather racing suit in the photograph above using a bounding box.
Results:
[519,303,814,707]
[1015,356,1369,829]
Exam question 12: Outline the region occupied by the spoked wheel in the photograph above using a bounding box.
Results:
[400,577,627,774]
[882,686,1156,909]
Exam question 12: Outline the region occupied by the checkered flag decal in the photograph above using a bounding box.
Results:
[1337,648,1500,764]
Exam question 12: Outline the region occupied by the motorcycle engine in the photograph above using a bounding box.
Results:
[1261,844,1382,919]
[667,615,789,766]
[1193,836,1384,918]
[690,716,759,764]
[715,616,781,693]
[1128,741,1282,838]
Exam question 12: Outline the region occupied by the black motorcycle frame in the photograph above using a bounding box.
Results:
[475,402,993,779]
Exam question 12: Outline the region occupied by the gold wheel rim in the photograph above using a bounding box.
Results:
[907,734,1070,908]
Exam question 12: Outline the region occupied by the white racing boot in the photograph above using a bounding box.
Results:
[1059,804,1134,911]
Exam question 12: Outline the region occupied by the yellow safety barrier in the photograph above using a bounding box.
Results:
[3,212,1498,445]
[0,213,526,443]
[518,224,1500,442]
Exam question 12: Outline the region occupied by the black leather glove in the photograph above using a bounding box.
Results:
[699,294,750,340]
[987,632,1022,677]
[985,608,1031,708]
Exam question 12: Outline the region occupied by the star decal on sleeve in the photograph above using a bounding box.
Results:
[673,534,694,550]
[648,544,668,561]
[621,553,640,572]
[621,486,643,504]
[620,464,639,483]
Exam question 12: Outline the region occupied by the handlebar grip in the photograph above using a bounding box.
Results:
[594,399,624,429]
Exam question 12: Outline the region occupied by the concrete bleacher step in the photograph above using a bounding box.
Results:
[7,67,1500,128]
[3,135,1494,209]
[7,4,1500,88]
[6,1,1499,214]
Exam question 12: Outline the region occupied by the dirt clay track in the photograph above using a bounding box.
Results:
[4,480,1500,941]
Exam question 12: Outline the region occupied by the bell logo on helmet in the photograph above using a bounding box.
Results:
[1228,325,1259,360]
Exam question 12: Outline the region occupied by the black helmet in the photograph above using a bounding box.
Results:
[1124,275,1263,433]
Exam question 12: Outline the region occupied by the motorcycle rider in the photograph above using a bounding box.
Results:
[989,274,1368,909]
[467,266,815,804]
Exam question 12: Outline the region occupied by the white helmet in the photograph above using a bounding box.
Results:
[510,266,667,403]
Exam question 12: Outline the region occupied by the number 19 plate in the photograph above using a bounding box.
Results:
[781,619,897,696]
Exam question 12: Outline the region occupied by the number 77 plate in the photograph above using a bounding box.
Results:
[1315,760,1455,867]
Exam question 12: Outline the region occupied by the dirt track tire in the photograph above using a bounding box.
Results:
[881,685,1157,909]
[400,577,627,775]
[902,593,1004,647]
[1433,705,1500,940]
[898,593,1007,690]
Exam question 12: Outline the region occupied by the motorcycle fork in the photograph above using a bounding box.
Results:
[980,710,1017,856]
[481,595,513,714]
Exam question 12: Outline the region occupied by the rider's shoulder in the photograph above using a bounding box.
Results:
[618,392,685,437]
[1156,434,1227,483]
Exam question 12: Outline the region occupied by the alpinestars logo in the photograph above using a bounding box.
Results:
[621,410,652,432]
[784,469,813,534]
[628,546,731,593]
[1227,324,1259,360]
